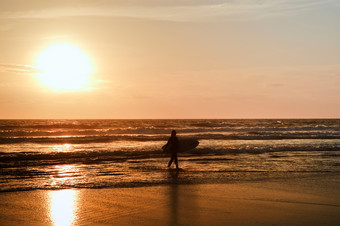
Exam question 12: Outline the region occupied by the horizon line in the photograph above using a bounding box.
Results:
[1,117,339,120]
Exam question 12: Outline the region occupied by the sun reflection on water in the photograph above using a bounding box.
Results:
[50,164,80,187]
[49,189,79,226]
[52,144,74,152]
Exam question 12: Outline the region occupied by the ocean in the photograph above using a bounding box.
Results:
[1,119,339,192]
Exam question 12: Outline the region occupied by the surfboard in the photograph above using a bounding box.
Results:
[162,139,199,153]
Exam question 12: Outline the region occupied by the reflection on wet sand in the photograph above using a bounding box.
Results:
[1,177,338,225]
[49,189,79,226]
[169,170,179,225]
[168,169,198,225]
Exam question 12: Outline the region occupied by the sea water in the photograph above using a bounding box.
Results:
[0,119,339,192]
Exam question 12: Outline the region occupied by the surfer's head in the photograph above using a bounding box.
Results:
[171,130,176,137]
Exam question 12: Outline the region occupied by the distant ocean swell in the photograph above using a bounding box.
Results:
[1,120,340,144]
[1,133,340,144]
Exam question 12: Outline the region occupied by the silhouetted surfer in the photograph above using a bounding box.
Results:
[164,130,179,169]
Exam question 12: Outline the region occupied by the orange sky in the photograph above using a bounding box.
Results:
[0,0,339,119]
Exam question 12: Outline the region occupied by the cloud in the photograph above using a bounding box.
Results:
[0,0,337,22]
[0,63,39,75]
[267,83,286,88]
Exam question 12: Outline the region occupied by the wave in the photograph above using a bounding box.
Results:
[1,144,339,168]
[0,149,161,167]
[1,124,339,143]
[0,135,168,144]
[1,119,339,135]
[1,131,340,144]
[1,124,339,133]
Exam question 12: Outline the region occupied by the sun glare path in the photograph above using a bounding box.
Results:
[49,189,79,226]
[37,43,92,91]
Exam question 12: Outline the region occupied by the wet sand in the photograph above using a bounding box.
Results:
[1,177,339,226]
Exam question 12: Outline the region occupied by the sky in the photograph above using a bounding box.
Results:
[0,0,339,119]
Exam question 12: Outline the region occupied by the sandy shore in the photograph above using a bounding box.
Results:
[1,176,339,226]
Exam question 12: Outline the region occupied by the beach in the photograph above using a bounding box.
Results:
[1,172,339,226]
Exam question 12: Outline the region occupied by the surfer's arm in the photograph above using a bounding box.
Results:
[163,137,172,149]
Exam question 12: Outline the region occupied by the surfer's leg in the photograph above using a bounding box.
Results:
[168,157,174,167]
[168,152,176,167]
[174,154,178,169]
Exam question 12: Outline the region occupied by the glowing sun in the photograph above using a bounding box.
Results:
[37,43,92,91]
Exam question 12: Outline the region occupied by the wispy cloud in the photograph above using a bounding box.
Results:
[0,0,337,22]
[0,63,39,75]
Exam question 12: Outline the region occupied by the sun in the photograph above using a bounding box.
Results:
[37,43,92,91]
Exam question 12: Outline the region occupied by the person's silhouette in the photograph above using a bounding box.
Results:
[165,130,179,169]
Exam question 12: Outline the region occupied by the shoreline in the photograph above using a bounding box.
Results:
[1,175,339,226]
